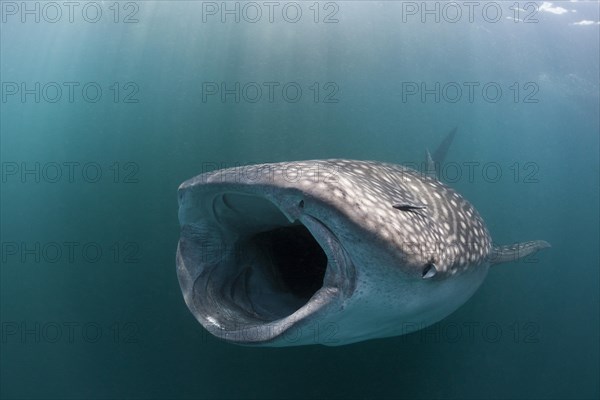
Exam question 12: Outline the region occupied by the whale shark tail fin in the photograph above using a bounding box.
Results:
[489,240,551,265]
[426,126,458,179]
[433,126,458,165]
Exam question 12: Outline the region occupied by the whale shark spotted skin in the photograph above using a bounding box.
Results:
[176,141,550,346]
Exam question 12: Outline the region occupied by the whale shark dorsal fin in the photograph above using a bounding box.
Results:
[425,126,458,179]
[425,149,436,179]
[489,240,551,265]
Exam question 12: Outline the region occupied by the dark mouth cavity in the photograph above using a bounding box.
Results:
[189,192,329,327]
[250,225,328,300]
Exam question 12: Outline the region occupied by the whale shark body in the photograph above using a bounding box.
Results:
[176,132,550,346]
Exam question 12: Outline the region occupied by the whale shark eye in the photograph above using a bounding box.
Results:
[422,263,437,279]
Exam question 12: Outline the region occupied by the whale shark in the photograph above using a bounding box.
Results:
[176,130,550,346]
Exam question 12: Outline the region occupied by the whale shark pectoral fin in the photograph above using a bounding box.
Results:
[489,240,551,265]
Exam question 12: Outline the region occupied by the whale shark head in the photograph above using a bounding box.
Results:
[176,159,549,346]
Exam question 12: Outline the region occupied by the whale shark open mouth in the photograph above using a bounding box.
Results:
[177,188,355,345]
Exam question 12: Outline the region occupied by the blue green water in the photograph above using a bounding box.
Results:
[1,1,598,399]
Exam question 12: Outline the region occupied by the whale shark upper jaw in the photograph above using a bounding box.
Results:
[176,177,357,346]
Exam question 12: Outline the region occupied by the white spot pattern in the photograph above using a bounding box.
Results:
[205,159,493,278]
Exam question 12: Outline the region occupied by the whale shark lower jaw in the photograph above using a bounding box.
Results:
[176,159,541,346]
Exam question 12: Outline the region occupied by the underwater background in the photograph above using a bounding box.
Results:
[1,1,598,399]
